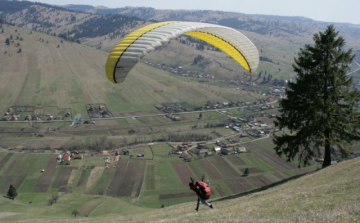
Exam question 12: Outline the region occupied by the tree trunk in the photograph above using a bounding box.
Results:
[322,129,331,168]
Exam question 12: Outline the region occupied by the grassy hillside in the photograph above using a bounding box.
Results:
[0,156,357,222]
[130,157,360,223]
[0,25,263,118]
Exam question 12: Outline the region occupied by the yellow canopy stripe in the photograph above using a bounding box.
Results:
[185,31,251,72]
[105,21,177,83]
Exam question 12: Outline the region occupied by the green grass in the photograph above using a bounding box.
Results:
[151,144,173,157]
[154,162,182,190]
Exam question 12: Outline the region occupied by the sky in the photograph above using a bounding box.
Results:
[35,0,360,25]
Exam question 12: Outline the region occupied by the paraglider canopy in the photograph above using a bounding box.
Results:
[106,21,259,84]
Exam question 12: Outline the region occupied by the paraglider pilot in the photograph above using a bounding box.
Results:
[189,175,213,211]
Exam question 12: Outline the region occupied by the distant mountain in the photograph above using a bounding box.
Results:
[1,1,360,54]
[0,1,145,42]
[62,5,360,40]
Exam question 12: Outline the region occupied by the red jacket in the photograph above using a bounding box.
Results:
[190,182,211,200]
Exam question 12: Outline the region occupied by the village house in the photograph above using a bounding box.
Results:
[71,153,83,159]
[237,146,247,153]
[230,137,240,143]
[122,148,129,155]
[180,152,191,160]
[213,146,221,153]
[166,114,181,121]
[155,105,164,110]
[171,148,182,155]
[10,114,18,121]
[240,133,248,138]
[197,142,207,149]
[177,145,188,151]
[195,148,208,155]
[62,153,70,165]
[221,147,233,155]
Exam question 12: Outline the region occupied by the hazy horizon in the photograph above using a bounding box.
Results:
[32,0,360,25]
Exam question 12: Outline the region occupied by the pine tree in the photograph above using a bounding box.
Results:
[273,25,360,168]
[7,185,18,199]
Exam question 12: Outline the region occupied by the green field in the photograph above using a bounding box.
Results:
[0,133,319,221]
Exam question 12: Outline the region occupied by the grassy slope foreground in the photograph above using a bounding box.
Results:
[134,158,360,223]
[8,157,355,223]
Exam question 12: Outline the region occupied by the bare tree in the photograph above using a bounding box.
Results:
[72,210,80,217]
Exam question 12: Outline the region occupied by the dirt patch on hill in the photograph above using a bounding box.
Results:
[85,167,105,193]
[53,167,74,188]
[67,168,77,184]
[0,212,19,219]
[77,169,88,187]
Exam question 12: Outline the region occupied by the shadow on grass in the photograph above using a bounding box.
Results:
[2,195,15,200]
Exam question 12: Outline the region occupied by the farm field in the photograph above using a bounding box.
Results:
[0,135,318,220]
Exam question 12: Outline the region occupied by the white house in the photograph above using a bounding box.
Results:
[214,146,221,153]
